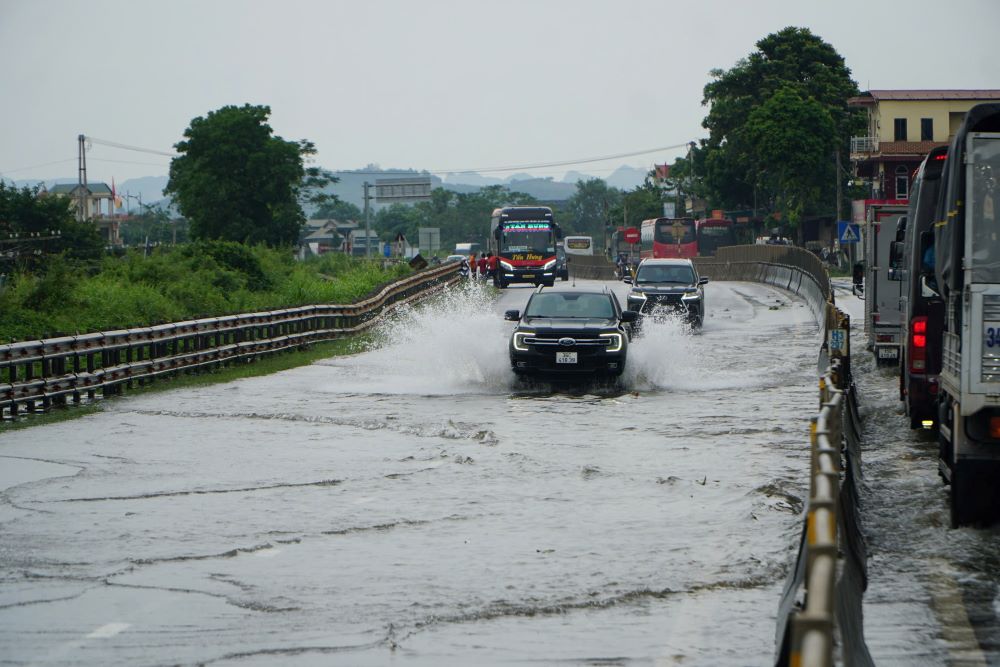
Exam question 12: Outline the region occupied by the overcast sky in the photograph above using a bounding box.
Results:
[1,0,998,186]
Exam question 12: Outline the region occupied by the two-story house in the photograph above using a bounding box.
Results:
[849,89,1000,200]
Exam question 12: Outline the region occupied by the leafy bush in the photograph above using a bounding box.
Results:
[0,246,414,341]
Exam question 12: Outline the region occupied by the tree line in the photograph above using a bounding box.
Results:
[2,25,862,268]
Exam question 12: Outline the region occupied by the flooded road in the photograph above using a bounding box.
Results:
[0,279,823,666]
[830,282,1000,666]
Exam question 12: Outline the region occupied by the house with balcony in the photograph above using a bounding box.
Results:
[848,89,1000,200]
[46,182,122,245]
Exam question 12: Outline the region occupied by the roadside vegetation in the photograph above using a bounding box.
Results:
[0,242,411,341]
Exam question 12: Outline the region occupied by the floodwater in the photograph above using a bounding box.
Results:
[0,279,823,666]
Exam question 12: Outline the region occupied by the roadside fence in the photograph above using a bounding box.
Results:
[0,262,460,419]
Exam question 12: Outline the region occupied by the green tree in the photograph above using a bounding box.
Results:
[609,181,665,230]
[0,183,104,269]
[120,205,189,247]
[166,104,330,246]
[695,27,862,220]
[565,179,623,237]
[742,86,837,228]
[313,198,362,221]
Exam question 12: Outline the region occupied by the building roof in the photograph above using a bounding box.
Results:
[849,89,1000,106]
[48,182,113,196]
[879,140,950,156]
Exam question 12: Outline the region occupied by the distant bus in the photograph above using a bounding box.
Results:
[639,217,697,259]
[563,235,594,255]
[696,218,736,256]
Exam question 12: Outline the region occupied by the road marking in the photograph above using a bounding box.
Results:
[86,622,130,639]
[929,558,987,665]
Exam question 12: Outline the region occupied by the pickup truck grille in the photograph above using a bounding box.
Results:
[525,335,610,348]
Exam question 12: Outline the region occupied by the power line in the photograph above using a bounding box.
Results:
[386,142,694,175]
[85,136,176,157]
[0,157,77,176]
[88,157,172,168]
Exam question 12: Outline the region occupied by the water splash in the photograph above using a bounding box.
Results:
[331,281,515,394]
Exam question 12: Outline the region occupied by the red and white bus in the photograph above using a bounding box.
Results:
[639,217,697,259]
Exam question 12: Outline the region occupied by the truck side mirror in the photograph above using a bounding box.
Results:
[504,310,520,321]
[888,241,905,280]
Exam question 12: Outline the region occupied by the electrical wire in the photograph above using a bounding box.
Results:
[85,136,176,157]
[0,157,77,176]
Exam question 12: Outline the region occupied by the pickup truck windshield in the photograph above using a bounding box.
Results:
[526,293,615,319]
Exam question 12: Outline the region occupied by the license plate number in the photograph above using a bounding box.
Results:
[877,347,898,359]
[522,274,535,279]
[556,352,577,364]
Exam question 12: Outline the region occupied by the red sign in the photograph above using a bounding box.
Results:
[623,227,640,244]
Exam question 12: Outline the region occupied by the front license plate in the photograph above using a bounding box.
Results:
[556,352,578,364]
[521,274,535,279]
[877,347,898,359]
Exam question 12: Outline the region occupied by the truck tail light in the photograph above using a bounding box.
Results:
[990,416,1000,439]
[910,316,927,372]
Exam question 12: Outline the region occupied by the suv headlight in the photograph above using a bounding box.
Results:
[681,290,702,301]
[627,291,646,302]
[512,331,532,351]
[542,259,556,270]
[600,332,623,352]
[500,260,514,271]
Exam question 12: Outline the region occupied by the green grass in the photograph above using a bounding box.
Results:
[0,243,412,341]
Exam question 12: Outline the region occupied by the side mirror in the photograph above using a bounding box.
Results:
[620,310,639,323]
[504,309,520,321]
[889,240,905,270]
[698,277,709,285]
[622,275,632,284]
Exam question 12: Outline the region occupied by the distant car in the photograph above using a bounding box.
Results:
[505,287,637,378]
[445,254,467,263]
[624,258,707,328]
[555,245,569,281]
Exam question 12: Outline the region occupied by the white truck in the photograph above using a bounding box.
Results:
[860,200,909,365]
[932,102,1000,526]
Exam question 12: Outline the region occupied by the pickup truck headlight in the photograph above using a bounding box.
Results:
[512,331,532,351]
[500,260,514,271]
[542,259,556,270]
[600,332,623,352]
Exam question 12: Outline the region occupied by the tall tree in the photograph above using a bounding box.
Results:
[166,104,330,246]
[0,183,104,269]
[565,179,623,237]
[695,27,861,220]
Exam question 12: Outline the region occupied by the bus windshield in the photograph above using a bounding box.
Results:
[502,230,554,254]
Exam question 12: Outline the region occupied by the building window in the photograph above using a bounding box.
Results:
[895,165,909,200]
[894,118,908,142]
[921,118,933,141]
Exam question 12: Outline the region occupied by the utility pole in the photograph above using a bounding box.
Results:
[836,149,843,223]
[76,134,88,221]
[363,181,372,258]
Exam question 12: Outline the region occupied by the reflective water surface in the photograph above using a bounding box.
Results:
[0,279,822,665]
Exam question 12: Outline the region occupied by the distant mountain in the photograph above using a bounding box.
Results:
[605,165,649,190]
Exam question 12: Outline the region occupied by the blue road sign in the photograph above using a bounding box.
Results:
[838,221,861,244]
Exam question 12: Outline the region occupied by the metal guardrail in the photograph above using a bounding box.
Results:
[0,262,460,418]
